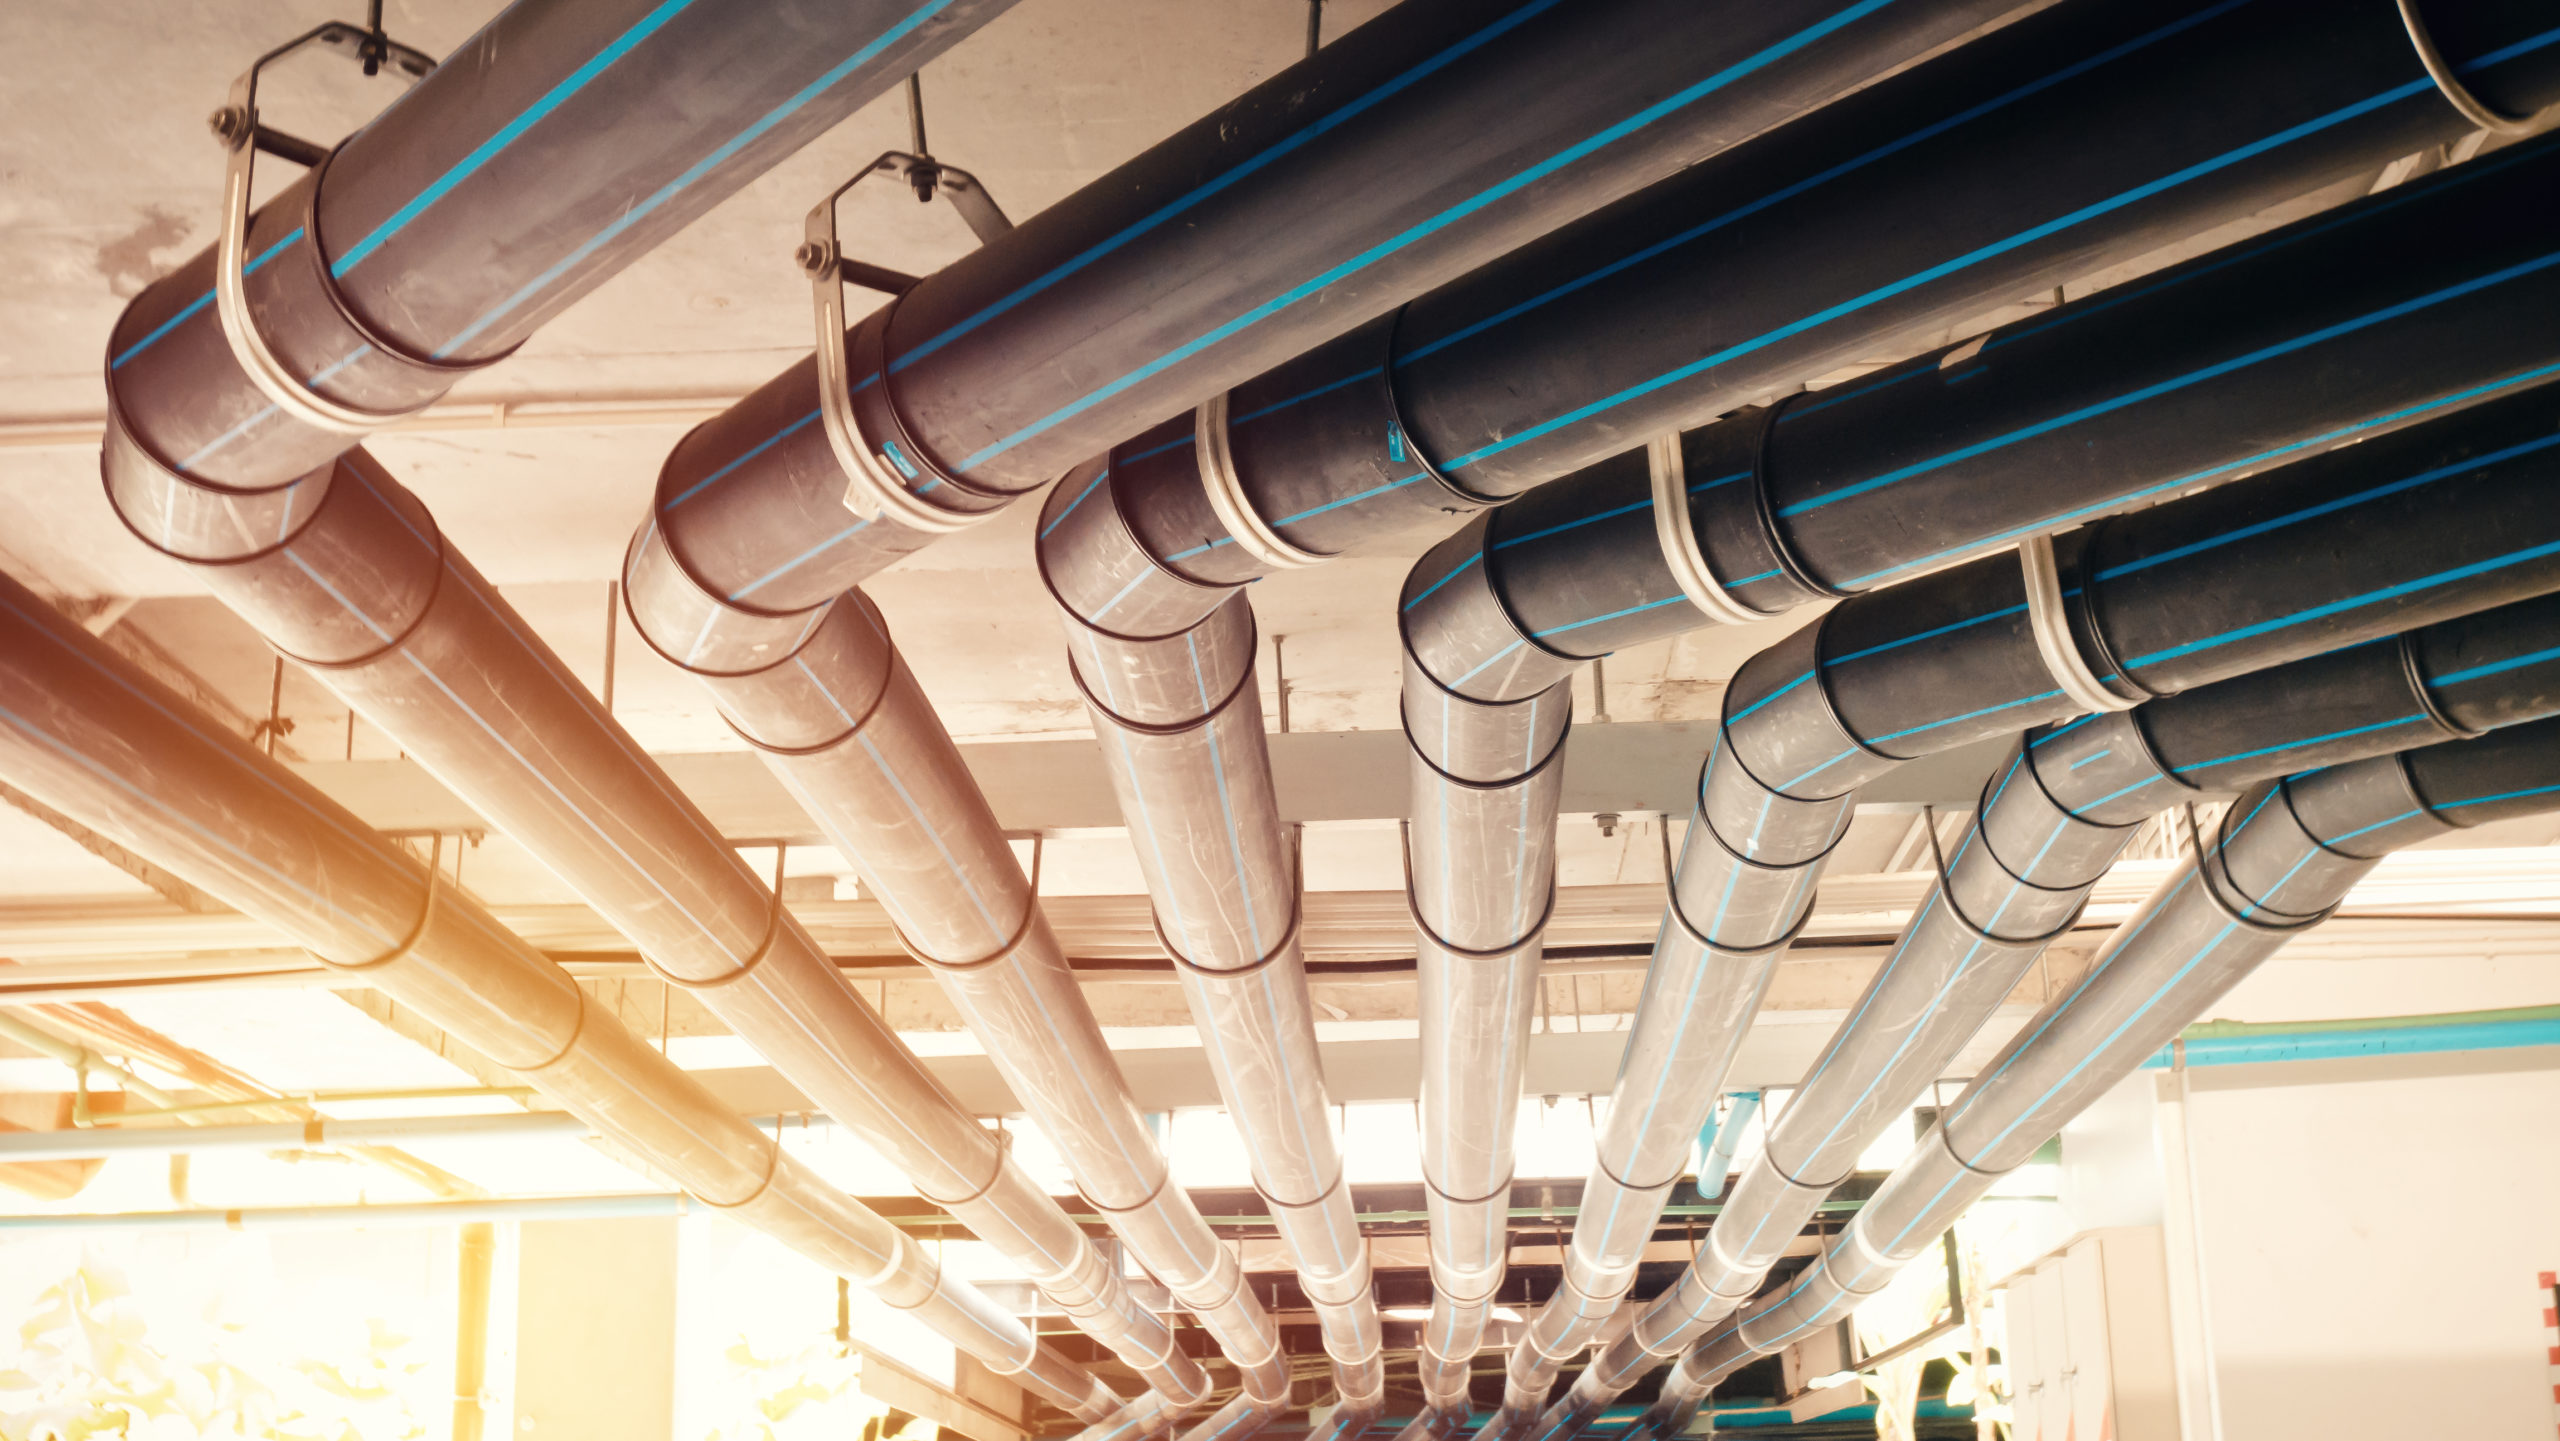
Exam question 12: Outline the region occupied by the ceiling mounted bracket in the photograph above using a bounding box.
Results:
[206,14,439,435]
[800,145,1011,532]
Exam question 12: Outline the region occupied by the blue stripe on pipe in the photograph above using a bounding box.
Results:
[110,229,306,370]
[1843,356,2560,591]
[2166,712,2425,776]
[899,0,1572,387]
[2433,641,2560,688]
[433,0,956,355]
[667,408,820,509]
[334,0,703,277]
[1434,76,2451,477]
[2141,1013,2560,1069]
[1397,0,2254,372]
[1433,21,2560,480]
[2123,535,2560,671]
[950,0,1913,475]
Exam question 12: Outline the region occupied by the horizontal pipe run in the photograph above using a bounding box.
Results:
[1105,0,2560,586]
[0,1193,688,1233]
[0,1110,592,1163]
[1597,720,2560,1437]
[0,573,1114,1420]
[657,0,2029,603]
[622,531,1242,1403]
[105,0,1014,495]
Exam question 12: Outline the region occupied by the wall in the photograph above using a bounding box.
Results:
[2175,1052,2560,1440]
[511,1215,680,1441]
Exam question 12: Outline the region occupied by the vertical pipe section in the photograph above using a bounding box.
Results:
[1611,721,2560,1436]
[0,572,1113,1420]
[1039,474,1382,1410]
[1694,1094,1760,1201]
[621,516,1241,1404]
[101,443,1143,1404]
[1394,520,1570,1424]
[452,1222,497,1441]
[653,0,2031,603]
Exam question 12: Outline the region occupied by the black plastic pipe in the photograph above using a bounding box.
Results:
[1726,378,2560,807]
[650,0,2032,608]
[1439,127,2560,689]
[103,0,1013,495]
[1091,0,2560,590]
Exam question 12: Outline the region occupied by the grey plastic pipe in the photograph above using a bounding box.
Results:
[1394,566,1569,1426]
[90,0,1185,1396]
[0,570,1114,1421]
[1596,719,2560,1440]
[1037,471,1385,1411]
[622,522,1263,1406]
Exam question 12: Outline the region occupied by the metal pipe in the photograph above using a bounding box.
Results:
[104,0,1015,497]
[1421,122,2560,683]
[0,573,1114,1421]
[1036,478,1379,1409]
[1394,570,1568,1427]
[0,1110,593,1163]
[1467,375,2560,1432]
[652,0,2031,606]
[620,533,1242,1405]
[1090,0,2560,580]
[1601,719,2560,1439]
[453,1222,497,1441]
[1529,582,2560,1433]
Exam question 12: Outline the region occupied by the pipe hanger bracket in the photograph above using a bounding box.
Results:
[2018,531,2141,716]
[209,19,439,436]
[803,152,1011,533]
[1648,432,1777,628]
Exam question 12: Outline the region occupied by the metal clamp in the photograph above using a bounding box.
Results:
[2018,531,2140,715]
[209,19,436,435]
[1648,432,1776,627]
[2396,0,2537,136]
[801,151,1009,532]
[1197,389,1332,569]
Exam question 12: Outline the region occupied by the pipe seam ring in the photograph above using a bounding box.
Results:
[863,1229,947,1312]
[1919,802,2092,950]
[1398,823,1561,961]
[823,297,996,534]
[1397,694,1573,794]
[2021,717,2187,833]
[2399,629,2488,740]
[1663,845,1821,959]
[1415,1155,1517,1212]
[639,849,794,993]
[1195,389,1333,570]
[1394,524,1582,690]
[1250,1166,1358,1241]
[2063,515,2154,706]
[213,126,512,434]
[312,847,443,975]
[1065,614,1260,739]
[93,386,315,569]
[1378,309,1505,511]
[1579,1148,1684,1214]
[1034,469,1237,642]
[1744,609,1891,797]
[710,595,897,757]
[1738,395,1843,601]
[911,1124,1017,1213]
[2018,531,2142,715]
[1647,430,1779,628]
[623,506,842,662]
[1148,892,1303,984]
[1995,736,2144,863]
[690,1118,788,1216]
[2183,802,2341,935]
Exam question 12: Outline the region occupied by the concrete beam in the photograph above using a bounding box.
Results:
[289,725,2012,842]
